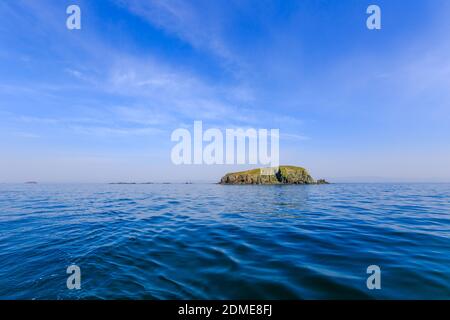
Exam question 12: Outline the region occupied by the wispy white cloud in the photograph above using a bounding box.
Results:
[16,115,109,126]
[70,125,165,137]
[102,55,250,123]
[114,105,175,126]
[115,0,240,67]
[281,133,310,141]
[1,0,300,137]
[13,132,41,139]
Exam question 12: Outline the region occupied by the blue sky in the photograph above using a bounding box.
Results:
[0,0,449,182]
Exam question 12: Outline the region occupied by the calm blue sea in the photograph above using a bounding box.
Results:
[0,183,449,299]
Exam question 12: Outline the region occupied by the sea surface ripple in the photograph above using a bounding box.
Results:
[0,183,449,299]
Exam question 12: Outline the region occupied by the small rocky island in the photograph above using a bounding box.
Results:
[220,166,329,185]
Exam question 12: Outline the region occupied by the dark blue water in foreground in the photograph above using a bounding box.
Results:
[0,183,449,299]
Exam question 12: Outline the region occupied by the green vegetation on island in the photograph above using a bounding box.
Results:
[220,165,329,185]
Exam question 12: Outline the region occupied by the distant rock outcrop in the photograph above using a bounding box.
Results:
[220,166,329,185]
